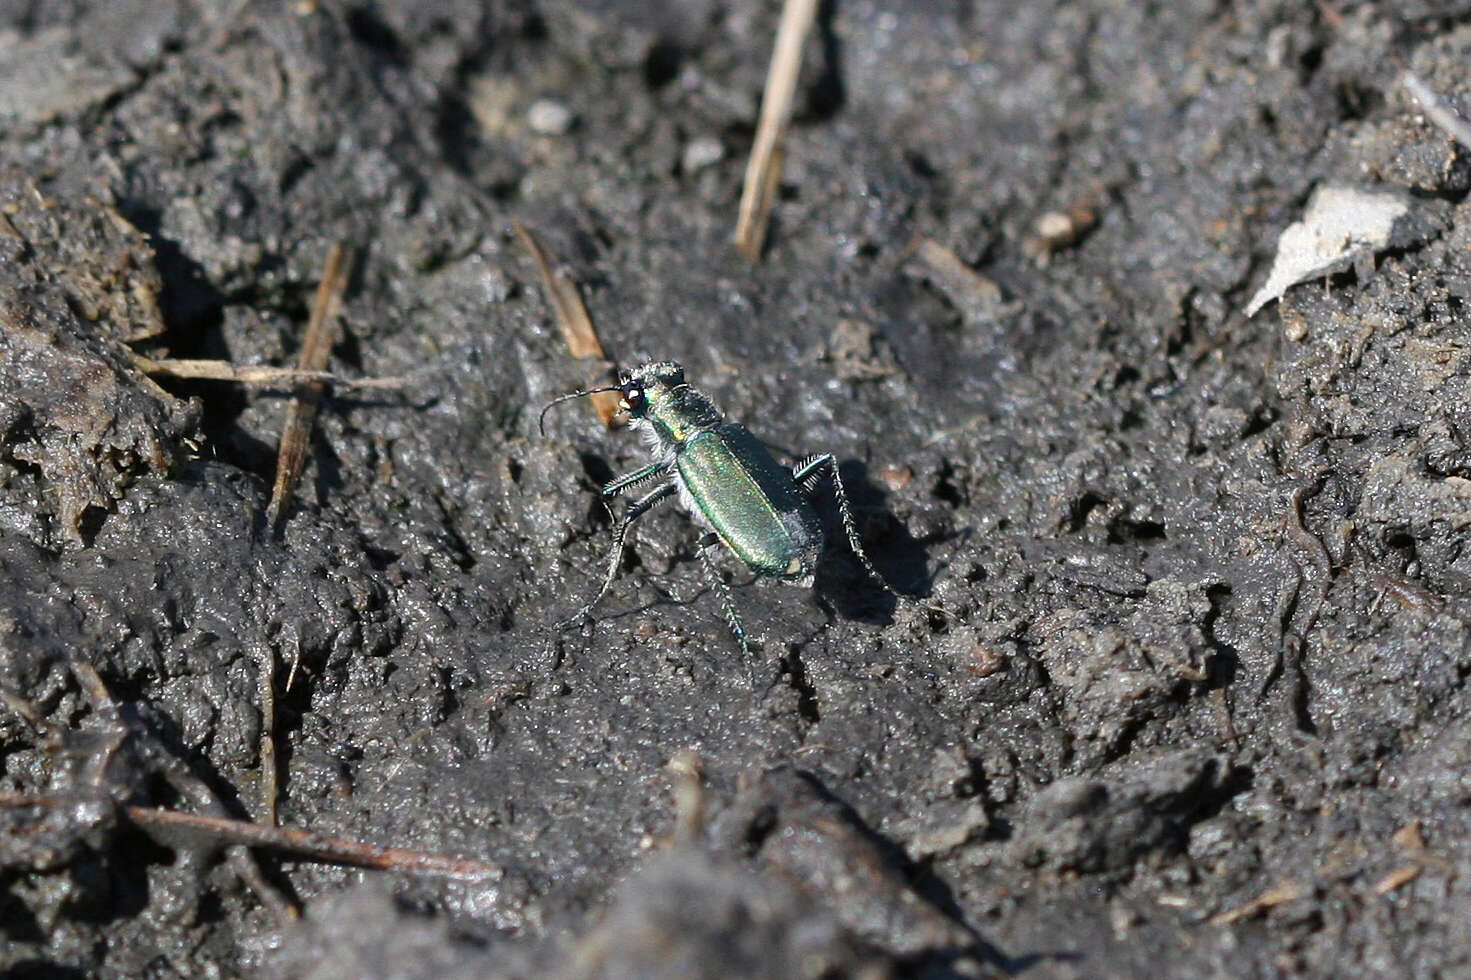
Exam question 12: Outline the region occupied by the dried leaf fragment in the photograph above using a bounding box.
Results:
[1245,185,1412,317]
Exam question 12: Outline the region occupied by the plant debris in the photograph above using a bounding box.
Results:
[1245,184,1413,318]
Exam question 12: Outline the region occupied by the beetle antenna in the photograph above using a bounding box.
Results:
[538,385,621,436]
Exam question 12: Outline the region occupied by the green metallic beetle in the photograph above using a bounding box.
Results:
[540,360,909,653]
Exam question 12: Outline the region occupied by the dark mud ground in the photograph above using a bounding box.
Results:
[3,1,1470,977]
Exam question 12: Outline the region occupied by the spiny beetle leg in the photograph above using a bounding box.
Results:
[696,532,752,658]
[601,461,668,500]
[557,480,678,631]
[791,453,904,600]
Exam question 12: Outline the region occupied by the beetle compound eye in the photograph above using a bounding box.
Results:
[623,386,645,409]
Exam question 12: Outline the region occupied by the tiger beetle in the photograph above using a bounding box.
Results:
[539,360,925,655]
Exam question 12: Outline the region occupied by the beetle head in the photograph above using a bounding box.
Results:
[618,361,686,419]
[537,360,697,437]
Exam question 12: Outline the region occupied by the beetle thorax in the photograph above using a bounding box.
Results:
[638,383,723,450]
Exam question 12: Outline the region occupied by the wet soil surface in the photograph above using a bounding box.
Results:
[2,2,1469,977]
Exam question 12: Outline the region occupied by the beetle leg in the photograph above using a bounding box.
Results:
[696,532,752,658]
[601,462,668,500]
[791,453,828,491]
[791,453,904,600]
[557,480,678,631]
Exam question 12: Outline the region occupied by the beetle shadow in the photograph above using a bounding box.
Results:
[563,455,948,638]
[586,572,832,669]
[810,460,940,625]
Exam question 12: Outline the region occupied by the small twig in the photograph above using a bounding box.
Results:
[1390,820,1458,877]
[1211,879,1310,925]
[0,793,65,806]
[0,795,499,881]
[68,660,296,919]
[266,242,352,530]
[1403,73,1471,151]
[1373,865,1422,896]
[69,659,113,708]
[733,0,819,260]
[133,354,403,392]
[910,238,1007,328]
[667,749,705,847]
[1260,481,1331,722]
[514,223,621,426]
[0,686,51,732]
[1211,687,1239,747]
[123,806,502,879]
[1282,481,1331,651]
[513,224,603,361]
[1370,573,1443,616]
[258,647,278,828]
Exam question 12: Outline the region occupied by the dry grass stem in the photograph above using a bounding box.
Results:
[667,749,705,847]
[0,794,500,881]
[733,0,818,260]
[1373,865,1422,896]
[122,805,502,879]
[1403,73,1471,150]
[134,354,402,391]
[514,222,621,425]
[265,242,351,530]
[258,649,278,827]
[1211,880,1310,925]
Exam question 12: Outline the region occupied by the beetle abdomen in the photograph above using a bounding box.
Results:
[676,425,822,581]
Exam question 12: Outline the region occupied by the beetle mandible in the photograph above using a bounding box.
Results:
[540,360,914,653]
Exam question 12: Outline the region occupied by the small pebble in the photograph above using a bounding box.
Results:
[527,98,574,135]
[682,135,725,174]
[878,465,913,492]
[1023,202,1098,264]
[963,644,1006,678]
